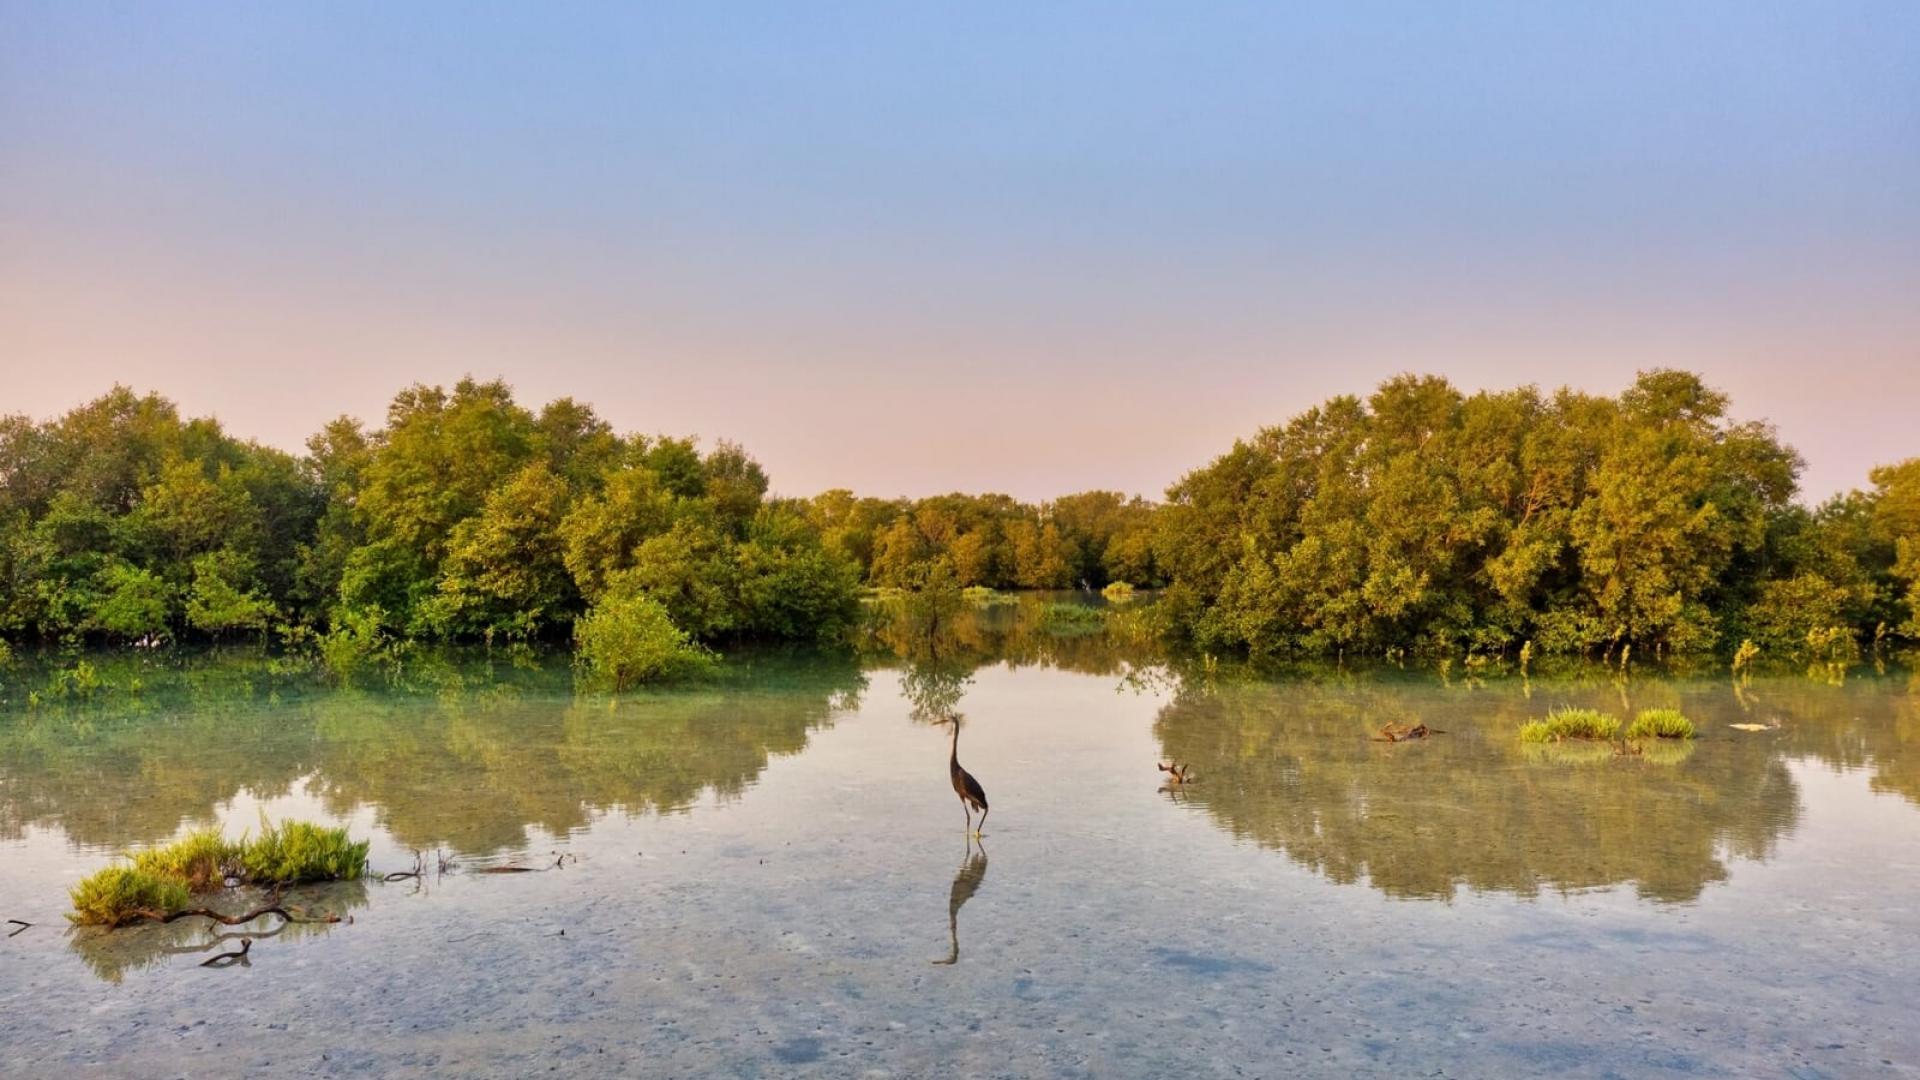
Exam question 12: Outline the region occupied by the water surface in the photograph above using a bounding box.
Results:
[2,620,1917,1077]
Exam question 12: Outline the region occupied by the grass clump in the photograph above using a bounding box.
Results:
[129,827,242,892]
[962,585,1014,607]
[574,592,715,690]
[68,866,192,928]
[1624,708,1695,740]
[1101,581,1136,603]
[1036,602,1105,634]
[71,818,369,926]
[241,819,370,885]
[1518,707,1621,743]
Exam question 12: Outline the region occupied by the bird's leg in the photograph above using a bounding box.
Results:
[975,806,988,837]
[960,799,972,832]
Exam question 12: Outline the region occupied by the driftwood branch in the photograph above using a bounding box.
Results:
[200,938,253,968]
[124,892,341,930]
[1374,722,1446,743]
[382,850,426,882]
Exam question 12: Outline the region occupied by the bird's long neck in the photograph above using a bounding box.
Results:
[949,722,960,766]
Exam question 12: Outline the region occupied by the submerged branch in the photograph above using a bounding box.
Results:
[128,896,339,929]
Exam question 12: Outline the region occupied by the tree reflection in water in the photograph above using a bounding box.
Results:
[0,647,867,856]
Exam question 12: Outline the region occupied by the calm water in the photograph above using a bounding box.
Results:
[2,608,1919,1078]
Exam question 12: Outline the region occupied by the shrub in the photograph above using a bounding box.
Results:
[574,592,715,690]
[241,819,370,885]
[1101,581,1136,603]
[899,561,965,632]
[130,828,242,892]
[185,551,276,636]
[319,605,388,677]
[1518,707,1620,743]
[68,866,191,927]
[89,564,174,641]
[0,637,11,665]
[1624,708,1695,740]
[44,660,106,699]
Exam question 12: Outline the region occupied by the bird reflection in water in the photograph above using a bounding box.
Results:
[930,835,988,966]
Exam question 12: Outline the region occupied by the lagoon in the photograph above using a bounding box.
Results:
[2,613,1918,1077]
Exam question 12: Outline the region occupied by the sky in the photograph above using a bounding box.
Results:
[2,2,1916,502]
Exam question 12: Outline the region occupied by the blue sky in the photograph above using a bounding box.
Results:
[3,2,1916,498]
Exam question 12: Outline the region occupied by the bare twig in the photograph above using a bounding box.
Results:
[6,919,30,938]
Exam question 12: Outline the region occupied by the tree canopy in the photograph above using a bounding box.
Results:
[1151,369,1918,658]
[2,371,1914,660]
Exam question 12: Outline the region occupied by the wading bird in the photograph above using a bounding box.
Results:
[949,719,989,835]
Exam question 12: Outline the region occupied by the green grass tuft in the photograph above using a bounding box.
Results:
[961,586,1015,607]
[1100,581,1136,602]
[1518,707,1621,743]
[241,819,370,885]
[1036,602,1105,634]
[1625,708,1695,740]
[68,866,191,927]
[129,828,242,892]
[71,818,369,927]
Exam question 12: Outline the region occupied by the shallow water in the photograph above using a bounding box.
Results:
[2,627,1919,1077]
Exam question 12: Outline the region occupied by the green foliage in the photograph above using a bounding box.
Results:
[574,592,715,690]
[1870,458,1920,637]
[731,512,863,642]
[129,827,242,891]
[185,550,275,636]
[1156,371,1820,657]
[1036,601,1106,635]
[4,375,1913,659]
[318,605,390,677]
[424,461,574,638]
[68,866,191,927]
[43,659,107,700]
[1624,709,1695,740]
[90,563,173,640]
[240,818,370,884]
[71,819,369,925]
[897,560,966,637]
[1,387,318,646]
[1101,581,1136,602]
[962,585,1014,606]
[1732,638,1760,674]
[1518,708,1621,743]
[821,489,1161,591]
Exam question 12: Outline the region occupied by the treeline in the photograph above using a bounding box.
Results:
[807,489,1159,591]
[0,380,1153,649]
[1155,370,1920,659]
[2,370,1915,659]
